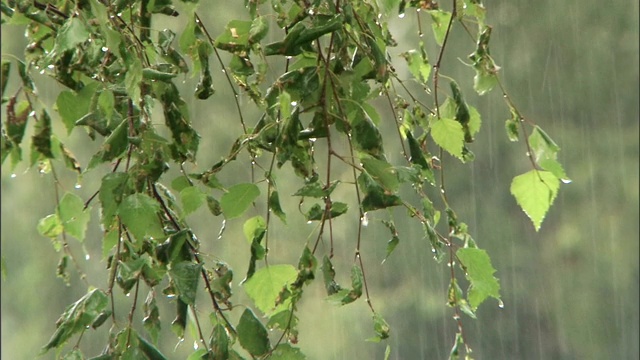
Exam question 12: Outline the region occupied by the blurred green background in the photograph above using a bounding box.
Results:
[1,1,638,359]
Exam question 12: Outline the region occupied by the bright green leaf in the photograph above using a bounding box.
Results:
[431,118,464,159]
[99,172,129,227]
[427,10,452,46]
[244,264,297,315]
[456,248,501,309]
[221,183,260,219]
[510,170,560,231]
[38,214,63,239]
[57,192,91,242]
[243,216,266,244]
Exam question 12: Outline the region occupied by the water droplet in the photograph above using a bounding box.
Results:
[398,13,405,19]
[39,69,45,74]
[498,300,505,308]
[306,221,313,224]
[290,101,298,107]
[47,64,55,69]
[101,46,109,52]
[85,254,90,260]
[561,178,572,184]
[126,292,131,297]
[75,183,82,189]
[361,212,369,226]
[10,173,16,178]
[309,137,317,143]
[193,341,198,350]
[221,69,226,74]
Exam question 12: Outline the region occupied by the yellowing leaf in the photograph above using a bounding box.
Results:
[510,170,560,231]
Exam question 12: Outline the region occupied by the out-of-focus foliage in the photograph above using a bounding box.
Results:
[1,0,638,359]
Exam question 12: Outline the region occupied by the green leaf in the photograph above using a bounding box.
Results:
[427,10,452,46]
[57,192,91,242]
[99,172,129,227]
[469,26,499,95]
[41,289,109,353]
[269,191,287,223]
[243,264,297,315]
[361,156,400,192]
[401,43,430,83]
[1,60,9,99]
[210,323,230,360]
[221,183,260,219]
[237,308,270,356]
[38,214,63,239]
[510,170,560,231]
[137,333,168,360]
[214,20,253,52]
[169,261,202,305]
[56,18,90,53]
[180,186,207,215]
[456,248,501,309]
[305,202,349,221]
[431,118,464,159]
[118,193,164,241]
[293,180,339,198]
[352,114,385,159]
[243,216,266,244]
[370,312,390,341]
[270,344,306,360]
[529,126,570,181]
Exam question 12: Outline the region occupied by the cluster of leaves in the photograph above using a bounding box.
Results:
[1,0,568,358]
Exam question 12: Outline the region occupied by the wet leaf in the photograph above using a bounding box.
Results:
[456,248,501,309]
[510,170,560,231]
[41,289,109,353]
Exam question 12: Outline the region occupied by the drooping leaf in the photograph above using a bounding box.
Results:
[41,289,109,353]
[456,248,501,309]
[55,18,90,53]
[427,9,452,46]
[99,172,130,228]
[529,126,570,182]
[305,202,349,221]
[243,216,266,244]
[221,183,260,219]
[401,42,430,83]
[243,264,297,315]
[468,26,499,95]
[237,308,270,356]
[57,192,91,242]
[510,170,560,231]
[169,261,202,305]
[269,191,287,223]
